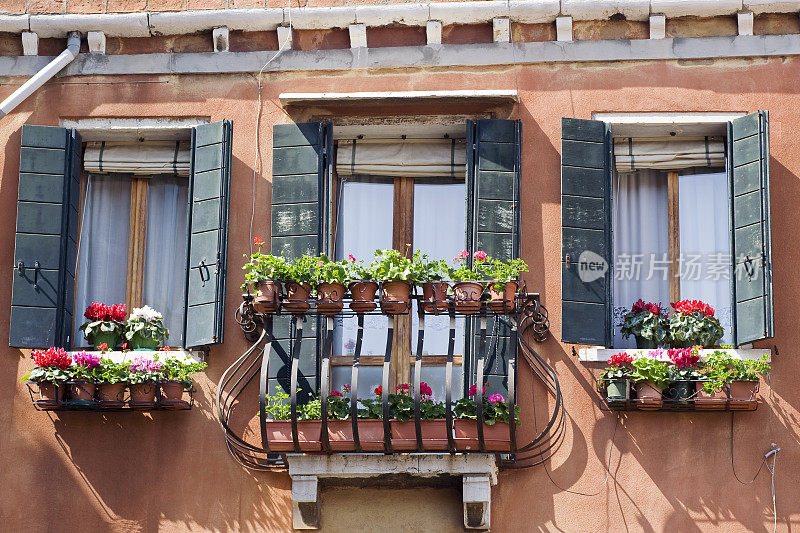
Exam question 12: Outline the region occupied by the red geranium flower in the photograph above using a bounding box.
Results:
[608,352,635,367]
[330,390,343,397]
[253,236,264,246]
[97,343,108,351]
[630,299,664,316]
[420,381,433,397]
[468,384,487,397]
[374,386,383,396]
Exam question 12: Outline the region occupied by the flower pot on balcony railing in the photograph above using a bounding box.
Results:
[631,354,669,410]
[729,380,758,408]
[669,300,724,349]
[242,238,288,313]
[694,382,727,410]
[97,382,127,408]
[21,347,72,409]
[253,281,282,314]
[313,256,348,315]
[481,258,527,314]
[452,388,518,451]
[80,302,127,349]
[266,420,324,452]
[349,281,379,313]
[599,352,634,403]
[327,419,385,452]
[421,282,449,314]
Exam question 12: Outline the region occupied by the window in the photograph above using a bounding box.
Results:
[73,170,189,347]
[269,119,522,401]
[10,121,232,350]
[561,113,774,348]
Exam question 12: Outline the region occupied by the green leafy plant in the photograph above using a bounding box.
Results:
[21,347,73,384]
[669,300,724,348]
[453,393,520,425]
[264,386,291,420]
[299,397,322,420]
[631,355,670,389]
[699,350,733,393]
[124,305,169,347]
[344,254,374,281]
[326,388,352,420]
[311,254,349,285]
[287,255,317,285]
[620,300,670,345]
[448,250,487,282]
[96,358,129,384]
[729,354,770,381]
[241,244,289,291]
[479,257,529,290]
[160,357,207,385]
[371,248,414,282]
[411,251,448,283]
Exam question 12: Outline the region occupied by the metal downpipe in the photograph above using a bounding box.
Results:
[0,31,81,119]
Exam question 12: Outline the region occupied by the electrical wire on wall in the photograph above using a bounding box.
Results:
[249,4,297,256]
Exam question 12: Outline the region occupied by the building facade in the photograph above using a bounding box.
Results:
[0,0,797,531]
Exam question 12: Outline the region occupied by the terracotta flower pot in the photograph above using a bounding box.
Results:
[634,380,663,410]
[421,282,449,314]
[316,282,346,315]
[327,419,385,452]
[452,281,484,314]
[252,281,281,314]
[453,420,511,452]
[96,382,126,408]
[349,281,379,313]
[488,281,518,313]
[264,420,323,452]
[391,419,448,451]
[37,382,65,409]
[729,380,758,409]
[380,281,412,315]
[129,382,157,409]
[694,382,728,410]
[70,380,96,402]
[159,381,187,409]
[283,282,312,315]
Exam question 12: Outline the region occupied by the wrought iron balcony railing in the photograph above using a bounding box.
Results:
[216,289,563,470]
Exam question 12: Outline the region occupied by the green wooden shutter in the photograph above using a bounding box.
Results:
[465,119,521,395]
[560,118,612,346]
[10,125,80,348]
[184,120,232,348]
[728,111,774,345]
[269,122,332,400]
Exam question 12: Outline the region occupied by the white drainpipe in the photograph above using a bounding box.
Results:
[0,31,81,119]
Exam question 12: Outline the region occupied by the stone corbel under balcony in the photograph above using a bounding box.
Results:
[286,453,497,530]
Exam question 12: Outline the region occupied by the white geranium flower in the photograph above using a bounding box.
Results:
[131,305,163,322]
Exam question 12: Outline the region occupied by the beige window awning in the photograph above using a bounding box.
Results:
[336,138,466,178]
[84,141,191,176]
[614,136,725,173]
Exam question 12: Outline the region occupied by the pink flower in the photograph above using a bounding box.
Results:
[348,254,357,263]
[342,384,351,392]
[468,384,486,397]
[73,351,101,369]
[396,383,410,392]
[487,394,505,405]
[330,390,343,397]
[473,250,488,262]
[420,381,433,398]
[456,250,469,260]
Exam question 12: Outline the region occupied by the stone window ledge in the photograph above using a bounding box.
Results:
[286,453,497,530]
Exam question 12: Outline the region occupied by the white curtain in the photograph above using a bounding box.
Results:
[73,174,132,347]
[615,137,725,172]
[678,172,732,344]
[142,176,189,346]
[334,179,394,357]
[84,141,190,176]
[412,180,466,358]
[336,139,467,178]
[612,169,669,348]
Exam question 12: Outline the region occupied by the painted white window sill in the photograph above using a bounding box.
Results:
[579,347,771,363]
[286,453,497,530]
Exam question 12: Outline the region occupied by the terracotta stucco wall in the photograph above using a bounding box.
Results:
[0,57,798,531]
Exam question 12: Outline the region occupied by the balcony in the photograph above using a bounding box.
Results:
[216,290,560,529]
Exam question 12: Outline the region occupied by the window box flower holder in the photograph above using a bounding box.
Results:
[264,420,323,452]
[729,380,759,410]
[391,420,449,451]
[453,421,511,452]
[326,419,385,452]
[694,382,728,410]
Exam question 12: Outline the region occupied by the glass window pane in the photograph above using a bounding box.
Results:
[142,175,189,346]
[679,171,732,344]
[334,178,394,357]
[412,179,466,356]
[73,174,132,347]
